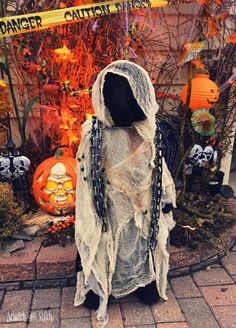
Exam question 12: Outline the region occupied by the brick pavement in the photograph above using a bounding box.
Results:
[0,248,235,328]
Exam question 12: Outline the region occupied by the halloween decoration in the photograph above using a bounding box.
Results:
[191,109,216,136]
[186,144,217,174]
[22,61,40,74]
[32,150,77,215]
[0,80,11,117]
[0,139,31,180]
[225,32,236,43]
[54,44,74,62]
[43,216,75,247]
[220,185,234,199]
[42,80,60,95]
[179,41,205,65]
[181,72,219,111]
[67,93,81,108]
[74,61,176,326]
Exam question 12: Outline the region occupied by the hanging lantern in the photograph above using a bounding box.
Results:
[181,71,219,111]
[32,149,77,215]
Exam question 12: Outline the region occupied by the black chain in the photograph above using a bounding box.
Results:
[90,117,163,250]
[90,117,107,232]
[147,118,163,251]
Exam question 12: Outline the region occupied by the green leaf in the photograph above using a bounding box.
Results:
[22,96,39,139]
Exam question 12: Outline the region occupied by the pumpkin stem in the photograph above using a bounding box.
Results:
[54,148,64,158]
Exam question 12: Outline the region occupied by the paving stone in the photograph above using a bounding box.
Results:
[36,243,77,279]
[170,276,201,298]
[31,288,61,309]
[92,303,123,328]
[0,282,21,291]
[121,302,155,326]
[61,287,90,318]
[232,275,236,283]
[211,305,236,328]
[27,322,59,328]
[0,290,32,323]
[193,268,234,286]
[222,252,236,275]
[61,317,92,328]
[0,239,42,282]
[178,298,220,328]
[151,291,185,323]
[199,285,236,306]
[0,324,27,328]
[125,325,156,328]
[157,323,189,328]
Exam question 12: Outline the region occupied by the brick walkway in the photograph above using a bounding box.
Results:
[0,249,235,328]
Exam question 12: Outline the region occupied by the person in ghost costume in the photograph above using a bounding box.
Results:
[74,60,176,326]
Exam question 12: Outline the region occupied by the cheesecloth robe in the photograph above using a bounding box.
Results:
[74,60,176,326]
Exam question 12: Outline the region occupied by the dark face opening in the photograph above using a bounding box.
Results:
[103,72,146,127]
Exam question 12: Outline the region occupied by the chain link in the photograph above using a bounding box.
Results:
[148,118,163,251]
[90,117,107,232]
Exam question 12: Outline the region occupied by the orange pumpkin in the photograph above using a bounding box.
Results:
[181,72,219,112]
[33,150,77,215]
[22,61,40,74]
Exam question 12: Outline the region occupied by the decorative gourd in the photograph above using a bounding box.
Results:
[181,72,219,111]
[32,150,77,215]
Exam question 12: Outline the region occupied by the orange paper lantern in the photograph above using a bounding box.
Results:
[33,151,77,215]
[181,72,219,112]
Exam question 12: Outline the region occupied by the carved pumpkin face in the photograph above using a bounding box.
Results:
[181,73,219,111]
[22,61,39,74]
[67,94,81,108]
[33,156,77,215]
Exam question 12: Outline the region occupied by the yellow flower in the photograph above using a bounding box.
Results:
[0,80,7,88]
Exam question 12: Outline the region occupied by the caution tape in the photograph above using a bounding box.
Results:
[0,0,169,38]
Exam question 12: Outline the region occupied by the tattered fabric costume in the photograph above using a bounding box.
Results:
[74,60,176,326]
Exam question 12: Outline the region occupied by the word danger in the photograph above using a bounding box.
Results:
[0,16,42,36]
[64,0,152,21]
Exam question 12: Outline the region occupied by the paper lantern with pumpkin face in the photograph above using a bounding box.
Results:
[33,154,77,215]
[181,72,219,111]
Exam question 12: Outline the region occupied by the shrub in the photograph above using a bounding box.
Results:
[0,183,23,241]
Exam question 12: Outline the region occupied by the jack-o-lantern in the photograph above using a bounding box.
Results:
[22,61,39,75]
[67,93,81,109]
[33,151,77,215]
[181,72,219,111]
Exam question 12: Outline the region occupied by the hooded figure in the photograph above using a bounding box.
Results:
[74,60,176,326]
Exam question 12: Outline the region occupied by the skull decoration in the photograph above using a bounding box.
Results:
[13,156,31,179]
[33,155,77,215]
[0,138,31,181]
[0,156,11,179]
[189,144,217,167]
